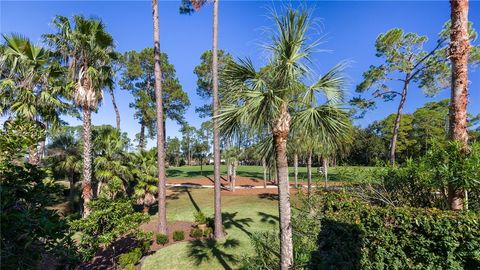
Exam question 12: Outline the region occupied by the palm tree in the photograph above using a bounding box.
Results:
[1,34,68,164]
[152,0,168,234]
[448,0,470,210]
[44,15,116,216]
[47,128,82,209]
[220,9,351,269]
[130,149,158,213]
[93,126,132,199]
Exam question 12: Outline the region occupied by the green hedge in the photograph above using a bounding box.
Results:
[312,193,480,270]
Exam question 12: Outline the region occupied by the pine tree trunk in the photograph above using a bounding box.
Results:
[272,103,293,270]
[323,157,328,189]
[82,108,93,217]
[231,161,236,192]
[389,79,409,165]
[263,158,267,188]
[152,0,167,234]
[69,171,75,210]
[108,88,121,130]
[307,151,312,195]
[293,153,298,188]
[139,120,146,150]
[212,0,223,239]
[448,0,469,210]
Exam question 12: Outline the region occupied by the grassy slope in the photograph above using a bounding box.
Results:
[142,188,278,270]
[167,165,375,182]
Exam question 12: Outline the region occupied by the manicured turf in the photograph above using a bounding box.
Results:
[142,188,279,270]
[167,164,376,182]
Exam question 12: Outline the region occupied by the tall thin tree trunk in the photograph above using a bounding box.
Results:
[69,171,75,210]
[82,108,93,217]
[108,88,121,130]
[293,153,298,188]
[231,161,236,192]
[448,0,469,210]
[323,157,328,189]
[139,120,146,150]
[307,151,312,195]
[272,103,293,270]
[212,0,223,239]
[262,158,267,188]
[389,79,409,165]
[152,0,167,234]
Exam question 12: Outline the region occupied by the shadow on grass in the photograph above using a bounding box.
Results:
[258,193,279,201]
[222,212,253,237]
[187,238,240,270]
[258,211,278,225]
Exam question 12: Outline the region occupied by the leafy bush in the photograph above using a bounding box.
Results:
[243,192,480,269]
[313,192,480,269]
[193,211,207,224]
[156,233,169,245]
[203,227,213,237]
[118,248,142,269]
[352,141,480,210]
[190,228,203,239]
[123,264,136,270]
[0,120,79,269]
[69,198,149,259]
[173,230,185,241]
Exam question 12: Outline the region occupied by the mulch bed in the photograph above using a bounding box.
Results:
[140,220,199,252]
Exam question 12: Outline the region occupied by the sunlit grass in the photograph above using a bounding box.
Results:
[142,188,278,270]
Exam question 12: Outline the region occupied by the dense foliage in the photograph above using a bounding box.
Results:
[70,198,149,259]
[242,192,480,270]
[0,120,78,269]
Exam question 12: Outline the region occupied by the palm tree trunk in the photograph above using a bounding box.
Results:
[448,0,469,210]
[293,153,298,188]
[82,108,93,217]
[389,79,409,165]
[307,151,312,195]
[263,158,267,188]
[152,0,167,234]
[272,103,293,270]
[212,0,223,240]
[108,88,121,130]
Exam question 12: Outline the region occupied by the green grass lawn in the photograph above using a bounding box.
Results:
[167,165,376,182]
[142,188,278,270]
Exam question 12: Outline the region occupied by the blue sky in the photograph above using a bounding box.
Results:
[1,0,479,146]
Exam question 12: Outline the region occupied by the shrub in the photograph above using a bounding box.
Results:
[118,248,142,269]
[203,227,213,237]
[316,192,480,269]
[156,233,169,245]
[190,228,203,239]
[123,264,136,270]
[173,230,185,241]
[242,192,480,270]
[193,211,207,224]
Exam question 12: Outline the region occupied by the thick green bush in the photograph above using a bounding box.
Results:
[190,228,203,239]
[203,227,213,237]
[118,248,142,269]
[123,264,136,270]
[313,192,480,270]
[156,233,169,245]
[173,230,185,241]
[193,211,207,224]
[242,192,480,270]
